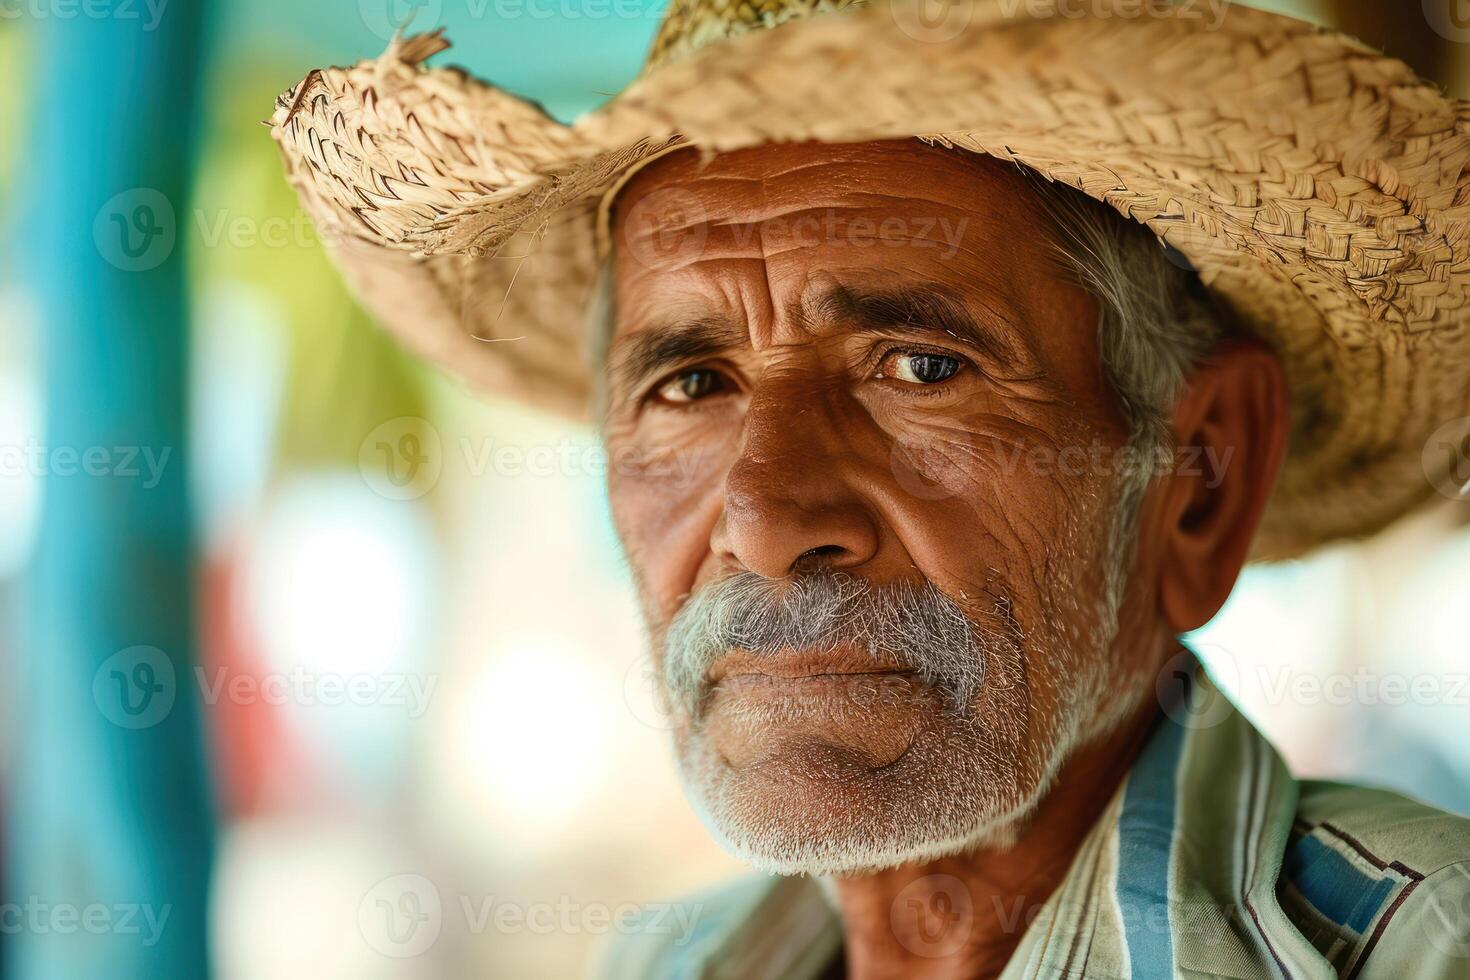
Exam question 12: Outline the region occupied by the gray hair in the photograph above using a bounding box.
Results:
[1022,173,1233,607]
[1028,173,1230,457]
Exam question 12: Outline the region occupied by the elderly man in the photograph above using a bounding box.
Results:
[272,0,1470,976]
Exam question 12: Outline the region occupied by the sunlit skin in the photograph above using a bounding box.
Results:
[602,141,1289,979]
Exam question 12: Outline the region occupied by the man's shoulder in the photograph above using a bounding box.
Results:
[590,874,841,980]
[1279,778,1470,978]
[1295,778,1470,878]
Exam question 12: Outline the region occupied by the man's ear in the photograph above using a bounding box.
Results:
[1145,338,1290,634]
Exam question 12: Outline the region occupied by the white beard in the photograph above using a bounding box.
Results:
[656,456,1156,876]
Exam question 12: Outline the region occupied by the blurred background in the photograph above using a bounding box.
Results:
[1,0,1468,976]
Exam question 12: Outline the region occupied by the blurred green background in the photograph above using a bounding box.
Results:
[1,1,1468,977]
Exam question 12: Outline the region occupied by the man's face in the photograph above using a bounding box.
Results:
[603,141,1146,874]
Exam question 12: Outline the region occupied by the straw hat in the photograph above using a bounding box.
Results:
[269,0,1470,558]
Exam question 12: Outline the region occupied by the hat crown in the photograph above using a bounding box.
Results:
[646,0,867,69]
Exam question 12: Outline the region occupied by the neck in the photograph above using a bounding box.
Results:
[829,700,1162,980]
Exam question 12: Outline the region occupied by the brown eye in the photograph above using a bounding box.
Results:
[656,368,728,404]
[880,352,962,385]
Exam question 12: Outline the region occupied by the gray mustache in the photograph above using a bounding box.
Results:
[662,571,991,717]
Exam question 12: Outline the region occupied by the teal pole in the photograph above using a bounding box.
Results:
[6,3,214,978]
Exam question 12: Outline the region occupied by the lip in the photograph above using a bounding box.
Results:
[707,648,914,684]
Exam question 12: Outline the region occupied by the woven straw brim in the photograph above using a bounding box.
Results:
[269,1,1470,559]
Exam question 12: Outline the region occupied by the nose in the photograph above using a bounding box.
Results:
[711,388,881,579]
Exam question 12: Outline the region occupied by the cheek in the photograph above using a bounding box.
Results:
[605,435,734,622]
[882,406,1104,555]
[873,403,1124,655]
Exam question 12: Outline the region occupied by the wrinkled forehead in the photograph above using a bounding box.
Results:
[605,139,1096,366]
[611,139,1049,232]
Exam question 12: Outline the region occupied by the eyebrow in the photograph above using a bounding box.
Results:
[608,283,1027,396]
[609,314,749,397]
[798,283,1026,371]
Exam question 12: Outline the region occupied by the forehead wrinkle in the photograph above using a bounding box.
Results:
[693,194,980,235]
[685,150,899,188]
[672,170,999,244]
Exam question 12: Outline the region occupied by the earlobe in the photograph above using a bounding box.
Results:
[1156,340,1289,634]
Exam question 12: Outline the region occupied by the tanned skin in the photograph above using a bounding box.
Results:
[602,140,1288,979]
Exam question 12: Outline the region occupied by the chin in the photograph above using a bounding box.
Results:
[674,692,1050,876]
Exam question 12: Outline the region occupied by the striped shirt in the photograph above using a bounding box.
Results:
[598,669,1470,978]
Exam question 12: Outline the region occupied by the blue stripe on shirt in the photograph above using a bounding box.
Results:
[1283,833,1395,935]
[1116,717,1187,979]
